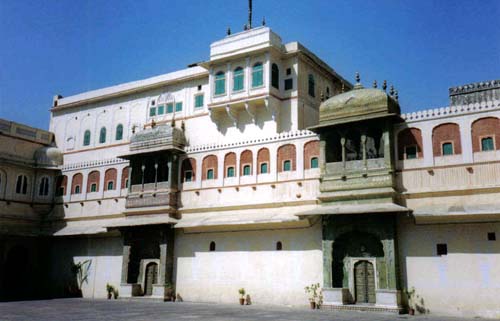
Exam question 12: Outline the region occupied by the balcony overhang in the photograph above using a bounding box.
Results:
[296,203,408,217]
[208,95,278,126]
[412,204,500,224]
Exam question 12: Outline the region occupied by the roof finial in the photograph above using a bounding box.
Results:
[382,80,387,91]
[227,27,231,36]
[355,72,360,83]
[248,0,253,29]
[171,112,176,127]
[394,90,399,101]
[262,16,266,26]
[151,118,156,128]
[320,92,325,102]
[390,85,395,96]
[341,82,345,93]
[181,120,185,132]
[373,80,377,89]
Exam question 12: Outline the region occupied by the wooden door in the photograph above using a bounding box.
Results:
[144,262,158,296]
[354,261,376,304]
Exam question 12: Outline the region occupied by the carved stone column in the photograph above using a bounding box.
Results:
[323,239,333,288]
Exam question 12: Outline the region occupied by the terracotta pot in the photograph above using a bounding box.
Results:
[239,298,245,305]
[409,308,415,315]
[310,301,316,309]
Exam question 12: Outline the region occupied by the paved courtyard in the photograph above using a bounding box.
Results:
[0,299,483,321]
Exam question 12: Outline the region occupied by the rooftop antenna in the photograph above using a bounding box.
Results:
[248,0,253,29]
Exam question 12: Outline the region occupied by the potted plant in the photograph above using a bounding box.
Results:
[405,287,416,315]
[165,282,175,302]
[106,283,114,300]
[304,283,320,309]
[238,288,246,305]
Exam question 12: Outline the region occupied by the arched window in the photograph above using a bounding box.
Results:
[397,128,423,160]
[15,175,28,194]
[121,167,129,189]
[326,86,330,99]
[277,144,296,172]
[215,71,226,95]
[202,155,218,180]
[224,152,236,178]
[252,62,263,88]
[209,241,216,252]
[83,130,91,146]
[71,173,83,194]
[233,67,244,91]
[240,150,253,176]
[432,123,462,156]
[87,171,100,193]
[99,127,106,144]
[181,158,196,183]
[345,129,362,161]
[304,141,320,169]
[55,175,67,196]
[308,74,315,97]
[276,241,283,251]
[257,148,270,174]
[115,124,123,141]
[104,168,117,191]
[271,63,279,89]
[38,177,50,196]
[471,117,500,152]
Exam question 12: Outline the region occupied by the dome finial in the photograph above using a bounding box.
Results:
[373,80,377,88]
[262,16,266,26]
[395,90,399,101]
[382,80,387,91]
[227,27,231,35]
[390,85,395,96]
[341,82,345,93]
[355,72,360,83]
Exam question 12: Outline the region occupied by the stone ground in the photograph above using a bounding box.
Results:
[0,299,481,321]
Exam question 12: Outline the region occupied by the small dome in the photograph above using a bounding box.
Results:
[34,145,63,167]
[316,86,400,128]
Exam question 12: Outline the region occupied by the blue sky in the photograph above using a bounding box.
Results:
[0,0,499,130]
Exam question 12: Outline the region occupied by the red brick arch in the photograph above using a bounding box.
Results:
[432,123,462,156]
[397,128,423,160]
[240,150,253,175]
[202,155,218,180]
[121,167,129,189]
[277,144,296,172]
[104,168,117,191]
[56,175,68,196]
[257,148,270,174]
[86,170,100,193]
[223,153,236,177]
[71,173,83,194]
[471,117,500,152]
[181,158,197,182]
[303,140,319,169]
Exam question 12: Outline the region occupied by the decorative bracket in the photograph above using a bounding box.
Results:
[225,104,238,126]
[264,97,278,121]
[244,102,257,124]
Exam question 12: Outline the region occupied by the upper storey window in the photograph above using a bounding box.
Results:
[116,124,123,141]
[442,142,454,155]
[215,71,226,95]
[15,175,28,195]
[99,127,106,144]
[271,63,279,89]
[233,67,244,91]
[194,94,204,109]
[175,102,183,112]
[83,130,91,146]
[308,74,315,97]
[252,63,263,88]
[481,137,494,151]
[39,177,50,196]
[471,117,500,152]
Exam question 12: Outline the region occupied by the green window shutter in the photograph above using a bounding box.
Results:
[99,127,106,144]
[195,95,204,108]
[310,157,319,168]
[149,107,156,117]
[175,102,183,112]
[207,169,214,180]
[405,146,417,159]
[233,67,244,91]
[185,171,193,182]
[91,184,97,192]
[227,167,235,177]
[167,103,174,113]
[284,78,293,90]
[243,165,251,176]
[215,72,226,95]
[260,163,268,174]
[283,160,291,171]
[115,124,123,140]
[481,137,494,151]
[252,63,263,88]
[157,105,165,115]
[83,130,91,146]
[107,181,114,190]
[442,143,453,155]
[75,185,80,194]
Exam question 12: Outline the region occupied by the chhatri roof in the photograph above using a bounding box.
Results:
[310,76,401,130]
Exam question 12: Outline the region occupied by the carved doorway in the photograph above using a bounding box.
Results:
[144,262,158,296]
[354,260,375,304]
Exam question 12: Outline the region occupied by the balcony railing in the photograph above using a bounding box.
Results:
[125,181,176,209]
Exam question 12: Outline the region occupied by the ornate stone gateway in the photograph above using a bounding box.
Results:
[354,260,375,304]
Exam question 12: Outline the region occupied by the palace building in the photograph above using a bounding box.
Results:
[0,22,499,319]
